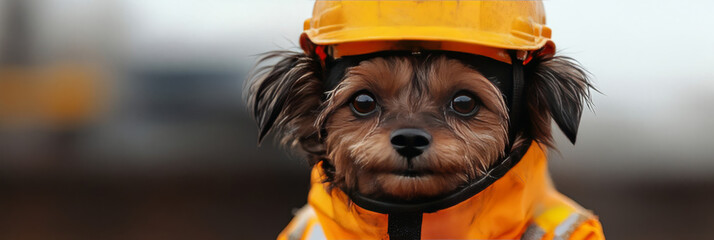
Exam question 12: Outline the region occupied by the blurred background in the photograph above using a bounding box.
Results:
[0,0,712,239]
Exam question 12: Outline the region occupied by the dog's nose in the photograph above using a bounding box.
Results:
[390,128,431,159]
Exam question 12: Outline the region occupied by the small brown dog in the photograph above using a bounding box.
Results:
[245,2,604,239]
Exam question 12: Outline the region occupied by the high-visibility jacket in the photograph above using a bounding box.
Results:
[278,142,604,240]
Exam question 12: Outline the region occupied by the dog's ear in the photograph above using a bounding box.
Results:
[524,53,593,146]
[245,42,324,152]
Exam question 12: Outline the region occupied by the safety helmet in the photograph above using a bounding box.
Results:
[300,0,555,64]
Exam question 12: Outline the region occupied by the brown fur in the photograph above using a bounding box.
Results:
[246,49,591,200]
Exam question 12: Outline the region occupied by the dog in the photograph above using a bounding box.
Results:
[245,3,604,240]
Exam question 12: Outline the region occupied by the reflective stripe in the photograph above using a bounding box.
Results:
[521,224,546,240]
[553,213,586,240]
[288,220,309,240]
[524,208,589,240]
[306,223,327,240]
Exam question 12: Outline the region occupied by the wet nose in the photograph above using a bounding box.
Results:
[390,128,431,159]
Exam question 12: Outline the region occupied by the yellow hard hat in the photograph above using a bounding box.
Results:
[300,1,555,63]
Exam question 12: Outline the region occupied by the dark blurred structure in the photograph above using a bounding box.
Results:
[0,1,713,239]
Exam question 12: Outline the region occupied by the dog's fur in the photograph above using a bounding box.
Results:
[246,42,591,201]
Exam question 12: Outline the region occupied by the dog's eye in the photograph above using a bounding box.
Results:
[350,92,377,116]
[450,92,480,116]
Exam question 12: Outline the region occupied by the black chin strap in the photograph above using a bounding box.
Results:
[388,212,422,240]
[508,50,526,148]
[349,141,531,213]
[371,141,532,239]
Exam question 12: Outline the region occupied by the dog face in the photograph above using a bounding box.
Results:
[246,47,590,201]
[316,56,508,199]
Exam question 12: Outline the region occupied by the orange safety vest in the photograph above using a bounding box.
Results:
[278,142,604,240]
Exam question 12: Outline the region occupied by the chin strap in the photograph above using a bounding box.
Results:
[508,50,526,149]
[373,141,532,239]
[388,212,422,240]
[349,141,531,212]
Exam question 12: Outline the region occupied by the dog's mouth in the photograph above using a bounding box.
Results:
[391,169,433,177]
